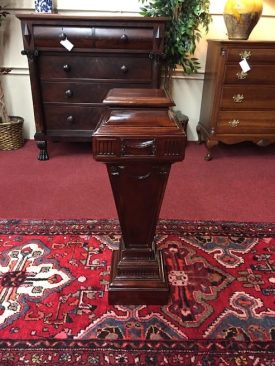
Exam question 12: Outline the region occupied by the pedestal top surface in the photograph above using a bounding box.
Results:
[103,88,175,108]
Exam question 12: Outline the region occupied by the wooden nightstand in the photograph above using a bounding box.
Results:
[197,40,275,160]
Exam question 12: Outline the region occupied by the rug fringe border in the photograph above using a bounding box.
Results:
[0,218,274,237]
[0,338,274,353]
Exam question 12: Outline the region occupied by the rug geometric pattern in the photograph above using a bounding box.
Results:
[0,219,274,365]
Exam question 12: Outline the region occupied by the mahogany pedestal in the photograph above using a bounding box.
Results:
[92,88,186,305]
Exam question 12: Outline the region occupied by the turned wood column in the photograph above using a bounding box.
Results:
[92,88,186,305]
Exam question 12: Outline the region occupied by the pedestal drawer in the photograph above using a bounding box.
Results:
[43,105,105,130]
[220,86,275,109]
[39,54,152,80]
[216,111,275,134]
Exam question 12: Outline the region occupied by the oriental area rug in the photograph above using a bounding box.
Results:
[0,219,274,366]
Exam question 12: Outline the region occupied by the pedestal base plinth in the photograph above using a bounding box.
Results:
[108,250,169,305]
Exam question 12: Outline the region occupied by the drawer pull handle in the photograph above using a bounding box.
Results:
[121,139,156,156]
[67,115,74,123]
[239,50,251,60]
[236,71,248,79]
[120,34,128,41]
[120,65,128,73]
[65,89,73,98]
[228,119,240,128]
[233,94,244,103]
[63,64,71,72]
[59,32,67,41]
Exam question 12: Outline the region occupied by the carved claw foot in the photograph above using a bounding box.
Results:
[36,141,49,161]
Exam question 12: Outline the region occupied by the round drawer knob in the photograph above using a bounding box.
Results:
[63,64,71,72]
[67,115,74,123]
[121,34,128,41]
[59,32,67,41]
[120,65,128,73]
[65,89,73,98]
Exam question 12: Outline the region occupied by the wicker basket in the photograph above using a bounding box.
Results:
[0,116,24,151]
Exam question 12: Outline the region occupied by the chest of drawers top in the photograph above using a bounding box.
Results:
[17,14,168,52]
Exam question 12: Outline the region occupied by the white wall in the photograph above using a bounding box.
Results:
[1,0,275,140]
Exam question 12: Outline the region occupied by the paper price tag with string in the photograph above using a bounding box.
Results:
[239,58,251,73]
[60,38,74,51]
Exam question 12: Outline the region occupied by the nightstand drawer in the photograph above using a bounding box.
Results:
[220,86,275,109]
[226,47,275,63]
[224,65,275,84]
[39,54,152,80]
[216,111,275,133]
[44,105,105,130]
[41,81,152,103]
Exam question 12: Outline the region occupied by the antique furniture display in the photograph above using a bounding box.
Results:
[92,88,186,305]
[197,40,275,160]
[17,14,168,160]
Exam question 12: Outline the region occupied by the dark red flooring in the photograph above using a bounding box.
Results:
[0,140,274,222]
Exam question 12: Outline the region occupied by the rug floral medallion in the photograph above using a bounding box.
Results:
[0,219,274,365]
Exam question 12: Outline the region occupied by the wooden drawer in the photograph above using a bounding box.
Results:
[34,26,92,48]
[39,54,152,80]
[93,27,153,49]
[41,81,152,103]
[225,47,275,63]
[33,26,153,49]
[224,65,275,84]
[43,105,105,130]
[216,111,275,134]
[220,86,275,110]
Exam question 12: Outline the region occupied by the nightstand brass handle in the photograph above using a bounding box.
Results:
[236,71,248,79]
[239,50,251,60]
[65,89,73,97]
[228,119,240,127]
[120,65,128,73]
[233,94,244,103]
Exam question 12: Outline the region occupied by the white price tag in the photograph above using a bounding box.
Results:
[239,59,251,73]
[60,38,74,51]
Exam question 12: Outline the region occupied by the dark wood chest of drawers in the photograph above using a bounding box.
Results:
[17,14,167,160]
[197,40,275,160]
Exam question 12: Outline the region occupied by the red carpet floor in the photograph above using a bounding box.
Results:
[0,219,274,366]
[0,140,274,222]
